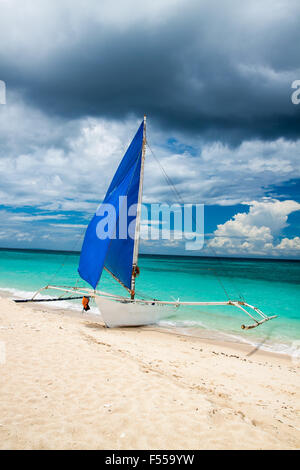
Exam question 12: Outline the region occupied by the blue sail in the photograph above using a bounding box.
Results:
[78,121,144,290]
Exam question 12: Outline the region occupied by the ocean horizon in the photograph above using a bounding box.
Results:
[1,246,299,262]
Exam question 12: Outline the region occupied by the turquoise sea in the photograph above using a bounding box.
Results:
[0,248,299,356]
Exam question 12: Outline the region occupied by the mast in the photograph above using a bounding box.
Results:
[131,115,146,299]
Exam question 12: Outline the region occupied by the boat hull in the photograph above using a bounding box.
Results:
[95,295,176,328]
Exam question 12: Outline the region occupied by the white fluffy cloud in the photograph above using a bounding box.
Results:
[208,199,300,257]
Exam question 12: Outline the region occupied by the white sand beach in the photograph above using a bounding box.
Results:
[0,295,299,450]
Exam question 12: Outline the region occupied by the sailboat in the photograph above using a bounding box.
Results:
[16,116,277,329]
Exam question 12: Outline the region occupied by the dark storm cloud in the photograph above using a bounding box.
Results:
[0,0,300,143]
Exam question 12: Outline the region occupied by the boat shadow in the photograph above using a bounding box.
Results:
[246,325,277,357]
[84,321,106,330]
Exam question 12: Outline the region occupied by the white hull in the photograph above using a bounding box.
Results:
[95,295,176,328]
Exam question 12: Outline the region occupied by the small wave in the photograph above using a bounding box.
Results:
[158,318,207,329]
[218,330,298,356]
[157,316,297,357]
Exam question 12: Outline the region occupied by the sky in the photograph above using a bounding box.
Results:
[0,0,299,258]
